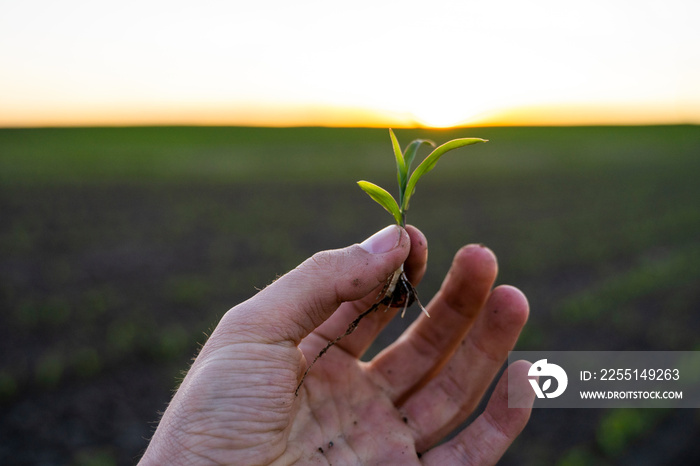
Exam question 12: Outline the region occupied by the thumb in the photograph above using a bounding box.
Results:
[229,225,410,344]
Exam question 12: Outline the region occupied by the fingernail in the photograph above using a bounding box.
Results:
[360,225,401,254]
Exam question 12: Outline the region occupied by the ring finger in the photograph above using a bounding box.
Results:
[401,285,529,452]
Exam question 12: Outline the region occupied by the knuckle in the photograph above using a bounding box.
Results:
[308,249,343,274]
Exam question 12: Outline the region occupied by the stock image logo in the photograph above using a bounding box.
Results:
[528,359,568,399]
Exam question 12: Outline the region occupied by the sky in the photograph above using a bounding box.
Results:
[1,0,699,128]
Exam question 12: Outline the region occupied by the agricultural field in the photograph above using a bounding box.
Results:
[1,125,699,465]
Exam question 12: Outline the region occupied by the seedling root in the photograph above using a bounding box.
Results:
[294,270,427,396]
[295,300,384,396]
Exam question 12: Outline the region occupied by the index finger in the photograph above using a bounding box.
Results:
[305,225,429,359]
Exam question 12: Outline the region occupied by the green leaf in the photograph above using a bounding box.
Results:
[402,138,487,211]
[389,129,406,190]
[402,138,435,192]
[357,181,403,225]
[398,138,435,208]
[403,139,435,174]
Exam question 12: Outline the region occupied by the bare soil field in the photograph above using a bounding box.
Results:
[1,126,699,464]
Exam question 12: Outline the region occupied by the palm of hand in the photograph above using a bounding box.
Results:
[163,336,420,465]
[279,340,421,464]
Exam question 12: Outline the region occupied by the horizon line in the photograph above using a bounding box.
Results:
[2,121,698,130]
[2,102,698,130]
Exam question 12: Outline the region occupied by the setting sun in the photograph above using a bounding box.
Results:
[408,102,487,129]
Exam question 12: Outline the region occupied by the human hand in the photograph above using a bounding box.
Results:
[140,225,534,465]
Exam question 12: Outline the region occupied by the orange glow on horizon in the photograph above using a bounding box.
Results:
[480,103,700,127]
[2,101,699,129]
